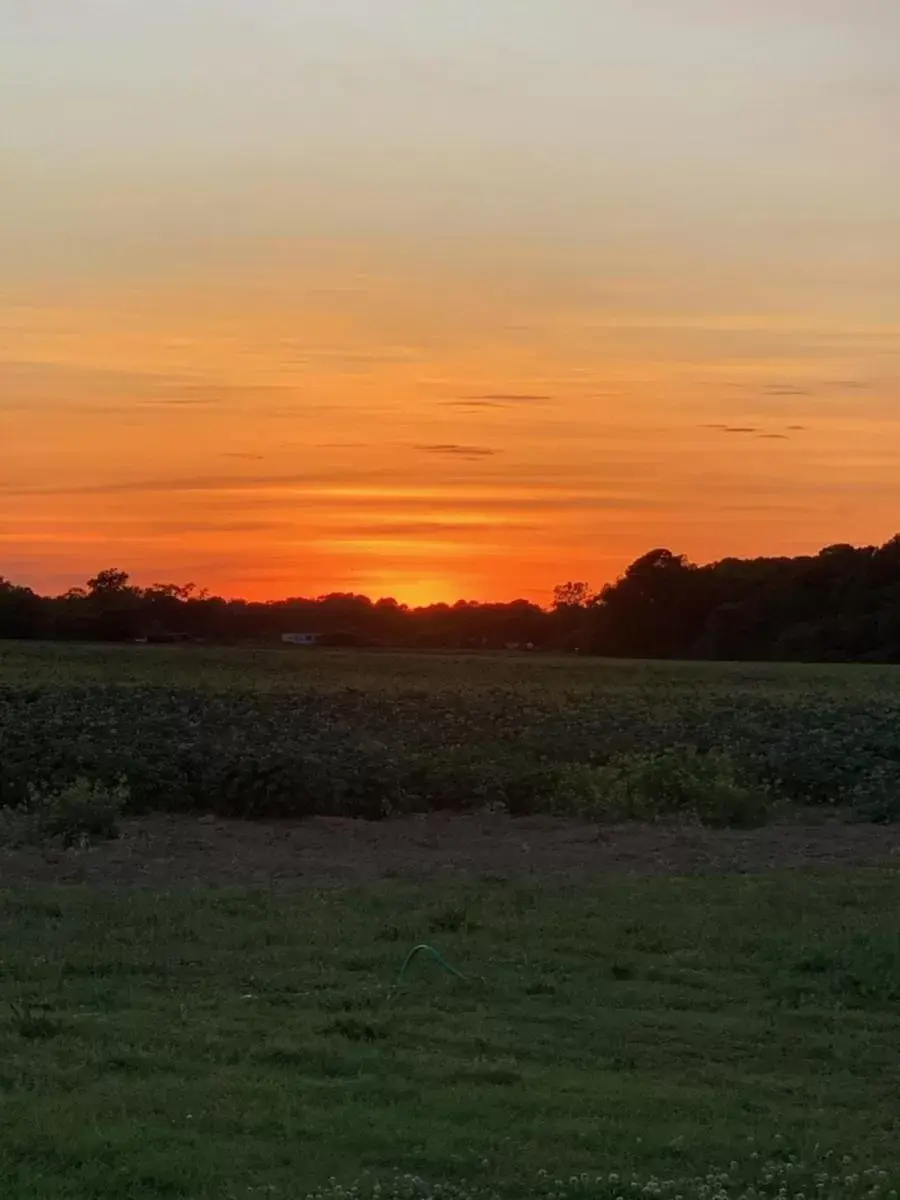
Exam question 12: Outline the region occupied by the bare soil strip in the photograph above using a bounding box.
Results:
[2,814,898,886]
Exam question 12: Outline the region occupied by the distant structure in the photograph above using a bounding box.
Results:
[281,632,319,646]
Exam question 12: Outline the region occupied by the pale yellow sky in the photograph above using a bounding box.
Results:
[2,2,899,602]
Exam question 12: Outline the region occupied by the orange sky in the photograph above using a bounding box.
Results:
[2,3,899,605]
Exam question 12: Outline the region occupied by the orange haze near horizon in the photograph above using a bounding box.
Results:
[3,3,899,605]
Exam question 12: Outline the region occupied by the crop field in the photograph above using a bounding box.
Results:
[2,640,900,826]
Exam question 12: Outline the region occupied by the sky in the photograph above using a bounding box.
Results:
[2,1,899,605]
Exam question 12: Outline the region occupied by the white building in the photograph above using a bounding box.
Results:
[281,632,319,646]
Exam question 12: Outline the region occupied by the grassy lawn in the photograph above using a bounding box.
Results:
[2,871,900,1198]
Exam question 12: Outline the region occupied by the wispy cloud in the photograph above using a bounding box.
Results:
[0,470,391,498]
[1,470,661,518]
[705,422,801,439]
[440,400,509,410]
[763,385,811,397]
[337,520,538,537]
[442,393,553,410]
[413,443,499,459]
[704,424,759,434]
[0,359,307,412]
[474,393,552,403]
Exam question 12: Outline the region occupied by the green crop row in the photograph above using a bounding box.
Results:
[3,675,900,825]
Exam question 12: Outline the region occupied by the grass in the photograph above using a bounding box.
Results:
[4,639,900,693]
[2,871,900,1198]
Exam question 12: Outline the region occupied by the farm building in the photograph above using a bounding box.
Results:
[281,632,320,646]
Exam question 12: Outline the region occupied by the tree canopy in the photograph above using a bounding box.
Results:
[3,536,900,661]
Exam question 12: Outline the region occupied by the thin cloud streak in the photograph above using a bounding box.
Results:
[704,424,759,434]
[470,393,552,403]
[413,443,499,459]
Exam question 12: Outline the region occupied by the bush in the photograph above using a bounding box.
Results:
[0,776,127,849]
[584,746,773,828]
[850,762,900,823]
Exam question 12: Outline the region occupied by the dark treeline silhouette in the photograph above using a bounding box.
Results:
[3,536,900,660]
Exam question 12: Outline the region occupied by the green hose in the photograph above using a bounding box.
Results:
[397,943,471,984]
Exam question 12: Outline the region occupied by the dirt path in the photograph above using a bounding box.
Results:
[2,813,899,886]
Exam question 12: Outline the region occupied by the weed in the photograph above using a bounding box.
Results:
[0,776,127,848]
[586,747,773,828]
[303,1153,900,1200]
[8,999,63,1040]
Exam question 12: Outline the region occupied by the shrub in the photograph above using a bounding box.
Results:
[850,762,900,823]
[0,776,127,849]
[584,746,773,828]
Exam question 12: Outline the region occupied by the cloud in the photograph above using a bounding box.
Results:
[443,393,552,409]
[710,381,814,397]
[221,452,265,461]
[136,396,222,408]
[824,380,871,390]
[705,422,799,438]
[413,443,499,459]
[143,519,278,535]
[5,461,546,500]
[787,424,807,431]
[337,520,538,537]
[704,424,758,434]
[440,400,509,410]
[0,469,383,498]
[0,359,314,413]
[474,393,552,403]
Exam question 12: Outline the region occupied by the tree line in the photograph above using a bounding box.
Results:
[3,535,900,660]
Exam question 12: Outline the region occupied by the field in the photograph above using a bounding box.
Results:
[2,874,900,1199]
[3,641,900,825]
[2,641,900,1198]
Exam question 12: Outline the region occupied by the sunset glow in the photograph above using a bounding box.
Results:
[3,3,899,602]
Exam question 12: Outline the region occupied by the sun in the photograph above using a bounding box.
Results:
[366,577,460,609]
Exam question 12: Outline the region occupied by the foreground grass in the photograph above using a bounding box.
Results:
[1,872,899,1198]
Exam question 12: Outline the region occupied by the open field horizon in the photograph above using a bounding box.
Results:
[5,4,900,1192]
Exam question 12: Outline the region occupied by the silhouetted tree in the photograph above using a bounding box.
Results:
[84,568,143,641]
[552,581,595,610]
[5,536,900,660]
[0,577,43,639]
[591,549,701,658]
